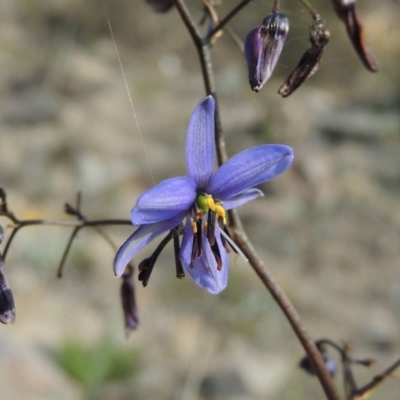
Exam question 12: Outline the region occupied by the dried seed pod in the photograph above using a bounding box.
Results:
[244,12,289,92]
[278,18,330,97]
[121,264,139,334]
[331,0,378,72]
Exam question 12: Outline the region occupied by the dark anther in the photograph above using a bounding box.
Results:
[121,263,139,334]
[207,210,216,246]
[190,229,198,269]
[138,230,174,287]
[172,228,185,279]
[211,240,223,271]
[138,257,154,287]
[278,18,330,97]
[196,219,202,258]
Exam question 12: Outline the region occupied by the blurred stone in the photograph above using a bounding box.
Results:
[200,369,248,400]
[318,108,400,142]
[1,86,59,125]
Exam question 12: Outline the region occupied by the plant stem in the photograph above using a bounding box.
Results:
[173,1,342,399]
[234,230,342,400]
[206,0,253,42]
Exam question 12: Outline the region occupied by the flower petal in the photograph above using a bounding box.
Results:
[207,144,293,200]
[223,188,264,210]
[186,96,215,190]
[114,213,186,277]
[180,222,228,294]
[131,177,196,225]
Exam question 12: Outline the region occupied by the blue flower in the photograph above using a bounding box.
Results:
[114,96,293,294]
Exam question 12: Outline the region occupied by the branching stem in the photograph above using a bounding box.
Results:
[172,1,342,399]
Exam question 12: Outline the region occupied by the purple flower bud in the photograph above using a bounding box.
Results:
[146,0,173,13]
[299,354,337,378]
[244,12,289,92]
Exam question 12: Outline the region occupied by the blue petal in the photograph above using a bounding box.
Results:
[207,144,293,200]
[114,213,186,277]
[180,223,228,294]
[131,177,196,225]
[223,188,263,210]
[186,96,215,190]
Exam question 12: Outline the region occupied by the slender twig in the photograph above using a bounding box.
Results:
[351,358,400,399]
[272,0,281,13]
[2,227,21,260]
[172,1,342,399]
[57,226,82,278]
[206,0,252,41]
[234,231,342,400]
[299,0,320,19]
[173,0,226,167]
[0,210,131,262]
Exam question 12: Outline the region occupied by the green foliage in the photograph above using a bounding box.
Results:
[54,338,138,388]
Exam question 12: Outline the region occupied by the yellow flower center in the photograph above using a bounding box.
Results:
[195,194,226,225]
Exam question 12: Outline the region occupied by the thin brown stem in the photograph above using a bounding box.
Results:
[272,0,281,13]
[233,229,342,400]
[299,0,320,19]
[206,0,252,42]
[351,358,400,399]
[173,0,227,167]
[170,3,342,398]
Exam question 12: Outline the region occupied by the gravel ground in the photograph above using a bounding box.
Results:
[1,1,400,399]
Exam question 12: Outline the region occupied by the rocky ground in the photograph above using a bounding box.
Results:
[1,1,400,399]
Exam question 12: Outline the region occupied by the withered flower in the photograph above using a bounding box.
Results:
[121,264,139,334]
[278,18,330,97]
[331,0,378,72]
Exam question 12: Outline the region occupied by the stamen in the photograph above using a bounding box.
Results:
[217,225,248,263]
[206,196,216,211]
[215,203,227,225]
[138,257,154,287]
[138,230,174,287]
[207,210,216,245]
[211,240,223,271]
[172,228,185,279]
[196,219,203,258]
[190,230,198,269]
[218,219,230,253]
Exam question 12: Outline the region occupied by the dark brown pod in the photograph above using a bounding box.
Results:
[278,19,330,97]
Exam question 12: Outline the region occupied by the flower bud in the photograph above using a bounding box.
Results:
[244,12,289,92]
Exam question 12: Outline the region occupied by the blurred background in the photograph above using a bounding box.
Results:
[0,0,400,399]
